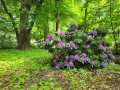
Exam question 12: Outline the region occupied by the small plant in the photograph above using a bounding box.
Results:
[44,23,115,70]
[38,78,57,90]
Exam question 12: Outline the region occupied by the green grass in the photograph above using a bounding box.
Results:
[0,48,120,89]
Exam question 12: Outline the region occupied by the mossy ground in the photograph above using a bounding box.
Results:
[0,48,120,90]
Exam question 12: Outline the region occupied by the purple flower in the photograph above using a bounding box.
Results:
[75,55,79,60]
[64,61,67,64]
[85,57,90,61]
[55,66,59,69]
[47,34,53,38]
[110,54,113,56]
[53,60,56,62]
[43,41,46,44]
[55,55,58,59]
[57,43,61,47]
[70,41,74,44]
[111,55,115,60]
[106,47,108,50]
[57,64,60,67]
[67,64,70,67]
[74,28,78,30]
[52,52,54,54]
[104,54,107,57]
[60,32,65,35]
[105,30,109,33]
[103,47,107,51]
[67,28,72,30]
[69,62,73,66]
[109,59,112,62]
[81,57,85,61]
[87,45,90,48]
[70,55,74,58]
[82,53,86,57]
[65,43,69,45]
[75,26,79,29]
[102,40,106,43]
[62,43,66,46]
[94,31,97,34]
[66,56,69,59]
[59,41,62,44]
[109,51,112,54]
[99,25,102,27]
[46,39,50,43]
[69,32,72,34]
[53,37,56,40]
[80,33,83,35]
[102,62,106,66]
[93,27,95,30]
[99,44,103,48]
[69,23,74,25]
[91,61,95,65]
[89,30,93,34]
[71,44,76,47]
[104,59,107,61]
[87,37,93,40]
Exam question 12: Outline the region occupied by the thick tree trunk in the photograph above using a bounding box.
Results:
[17,0,30,50]
[55,13,60,36]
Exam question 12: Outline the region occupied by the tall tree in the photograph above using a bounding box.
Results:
[0,0,44,50]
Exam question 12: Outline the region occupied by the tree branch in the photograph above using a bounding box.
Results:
[0,0,19,40]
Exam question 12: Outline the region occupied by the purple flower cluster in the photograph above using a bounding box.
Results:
[62,43,69,46]
[85,57,90,61]
[70,41,76,47]
[55,63,60,70]
[81,57,84,61]
[104,54,107,57]
[91,61,95,65]
[82,53,86,57]
[70,55,74,58]
[60,32,65,35]
[87,45,90,48]
[102,62,106,66]
[89,30,97,35]
[47,34,53,38]
[87,37,93,40]
[74,25,79,30]
[89,30,93,34]
[105,30,109,33]
[94,31,97,34]
[99,44,103,48]
[75,55,79,60]
[69,22,75,25]
[44,23,114,70]
[46,39,50,43]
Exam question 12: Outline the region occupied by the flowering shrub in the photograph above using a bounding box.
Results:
[43,23,115,70]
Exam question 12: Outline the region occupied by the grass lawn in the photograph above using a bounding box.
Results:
[0,48,120,90]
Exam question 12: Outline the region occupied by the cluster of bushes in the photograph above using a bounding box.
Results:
[44,23,115,70]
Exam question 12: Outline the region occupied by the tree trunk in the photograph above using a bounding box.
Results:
[44,23,49,40]
[17,0,31,50]
[110,0,119,54]
[55,13,60,36]
[84,8,87,32]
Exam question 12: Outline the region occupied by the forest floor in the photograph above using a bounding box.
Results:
[0,48,120,90]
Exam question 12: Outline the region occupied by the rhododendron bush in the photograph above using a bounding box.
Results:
[43,23,115,70]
